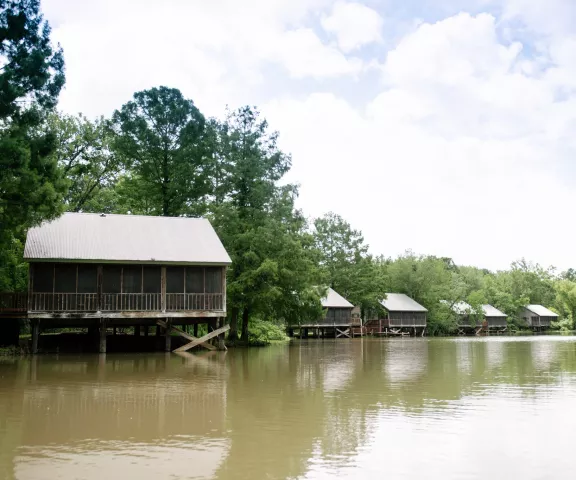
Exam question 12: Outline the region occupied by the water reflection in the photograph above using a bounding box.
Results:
[1,337,576,480]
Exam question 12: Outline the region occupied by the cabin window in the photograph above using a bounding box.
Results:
[33,263,54,292]
[205,267,222,293]
[186,267,204,293]
[166,267,185,293]
[143,266,161,293]
[103,265,122,293]
[122,266,142,293]
[54,264,77,293]
[77,265,98,293]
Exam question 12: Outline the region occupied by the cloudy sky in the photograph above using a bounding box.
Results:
[42,0,576,271]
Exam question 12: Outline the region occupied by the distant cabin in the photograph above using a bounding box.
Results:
[0,212,232,352]
[291,287,355,339]
[444,301,507,332]
[320,287,354,326]
[519,305,558,328]
[364,293,427,335]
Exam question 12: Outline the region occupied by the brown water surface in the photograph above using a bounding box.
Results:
[1,337,576,479]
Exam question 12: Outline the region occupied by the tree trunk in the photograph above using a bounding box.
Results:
[228,306,239,342]
[240,307,250,343]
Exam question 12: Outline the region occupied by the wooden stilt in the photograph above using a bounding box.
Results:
[144,326,149,337]
[113,326,117,336]
[156,325,161,336]
[193,323,198,337]
[31,319,40,355]
[164,319,172,352]
[99,320,107,354]
[216,317,227,351]
[134,325,141,336]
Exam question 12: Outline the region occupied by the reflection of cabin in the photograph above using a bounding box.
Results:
[447,301,508,335]
[292,288,356,338]
[364,293,427,336]
[519,305,558,330]
[0,213,231,353]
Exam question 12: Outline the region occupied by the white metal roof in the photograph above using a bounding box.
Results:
[24,213,232,265]
[442,300,472,315]
[321,288,354,308]
[482,304,507,317]
[525,305,559,317]
[381,293,427,312]
[441,301,507,318]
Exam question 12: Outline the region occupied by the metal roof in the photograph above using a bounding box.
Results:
[441,300,472,315]
[24,213,232,265]
[321,288,354,308]
[482,304,507,317]
[525,305,559,317]
[441,301,507,318]
[381,293,428,312]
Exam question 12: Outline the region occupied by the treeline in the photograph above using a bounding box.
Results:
[1,1,575,344]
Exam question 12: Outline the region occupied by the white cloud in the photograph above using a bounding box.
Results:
[40,0,576,270]
[321,1,384,52]
[42,0,360,118]
[263,12,576,271]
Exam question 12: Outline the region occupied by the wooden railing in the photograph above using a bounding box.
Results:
[0,292,225,313]
[0,292,28,312]
[30,293,99,312]
[166,293,224,311]
[101,293,162,311]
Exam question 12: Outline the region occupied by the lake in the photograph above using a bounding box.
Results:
[1,336,576,480]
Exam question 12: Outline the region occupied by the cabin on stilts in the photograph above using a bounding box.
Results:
[364,293,427,336]
[0,213,232,353]
[292,287,356,338]
[446,301,508,335]
[518,305,558,331]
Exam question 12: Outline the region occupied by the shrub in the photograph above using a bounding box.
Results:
[248,319,289,346]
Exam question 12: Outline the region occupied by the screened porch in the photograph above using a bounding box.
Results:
[23,262,225,313]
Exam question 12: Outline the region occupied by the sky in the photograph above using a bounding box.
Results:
[41,0,576,272]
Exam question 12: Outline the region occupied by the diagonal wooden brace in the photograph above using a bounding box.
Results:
[173,324,230,353]
[156,320,217,351]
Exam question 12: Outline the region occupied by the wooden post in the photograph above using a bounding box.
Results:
[193,323,198,337]
[161,267,166,312]
[156,325,161,336]
[134,325,140,336]
[99,319,107,353]
[164,319,172,352]
[97,265,103,311]
[31,319,39,354]
[27,263,34,312]
[144,326,149,337]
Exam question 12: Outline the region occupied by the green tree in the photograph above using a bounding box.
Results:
[210,106,320,343]
[111,86,212,216]
[313,212,385,317]
[0,0,66,290]
[49,112,120,212]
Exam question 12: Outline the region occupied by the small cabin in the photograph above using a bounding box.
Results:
[519,305,558,329]
[291,287,355,338]
[0,212,232,352]
[365,293,427,335]
[445,301,507,332]
[320,287,354,326]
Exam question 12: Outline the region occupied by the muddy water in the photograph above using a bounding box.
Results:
[1,337,576,480]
